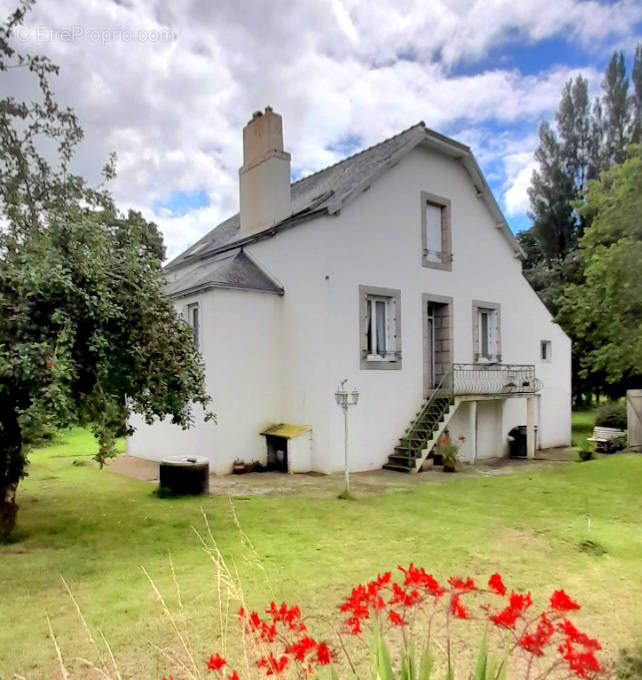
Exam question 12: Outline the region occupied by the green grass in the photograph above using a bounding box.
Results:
[1,427,641,678]
[573,407,596,450]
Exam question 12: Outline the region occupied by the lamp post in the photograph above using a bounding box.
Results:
[335,378,359,498]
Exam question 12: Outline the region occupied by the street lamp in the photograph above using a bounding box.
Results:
[335,379,359,498]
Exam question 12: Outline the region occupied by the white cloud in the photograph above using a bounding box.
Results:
[503,152,538,217]
[3,0,640,258]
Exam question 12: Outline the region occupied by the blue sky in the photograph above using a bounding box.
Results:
[7,0,642,258]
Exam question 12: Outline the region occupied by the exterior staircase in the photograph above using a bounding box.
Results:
[383,371,458,473]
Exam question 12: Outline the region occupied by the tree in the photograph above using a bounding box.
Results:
[526,122,577,259]
[557,145,642,390]
[556,75,593,194]
[630,44,642,144]
[0,3,213,540]
[602,51,630,165]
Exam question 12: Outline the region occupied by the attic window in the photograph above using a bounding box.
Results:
[421,192,452,271]
[541,340,552,362]
[187,242,209,257]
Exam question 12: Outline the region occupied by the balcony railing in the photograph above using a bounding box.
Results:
[452,363,542,396]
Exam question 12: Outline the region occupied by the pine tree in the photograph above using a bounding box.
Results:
[527,122,577,259]
[630,44,642,144]
[556,75,592,191]
[602,52,630,164]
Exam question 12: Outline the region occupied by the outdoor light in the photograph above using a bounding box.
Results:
[334,379,359,497]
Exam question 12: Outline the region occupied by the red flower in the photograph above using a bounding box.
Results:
[488,573,506,596]
[448,576,477,592]
[550,589,580,613]
[559,619,601,651]
[458,436,466,442]
[316,642,332,665]
[388,609,405,626]
[258,653,289,675]
[227,673,240,680]
[519,613,555,656]
[490,591,533,629]
[163,677,173,680]
[208,653,226,671]
[450,594,469,619]
[559,639,601,678]
[398,564,445,598]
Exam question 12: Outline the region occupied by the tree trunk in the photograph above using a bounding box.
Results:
[1,406,25,542]
[0,481,18,542]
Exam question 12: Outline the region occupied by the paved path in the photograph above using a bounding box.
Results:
[106,448,576,499]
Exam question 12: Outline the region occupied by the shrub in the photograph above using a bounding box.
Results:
[595,401,627,429]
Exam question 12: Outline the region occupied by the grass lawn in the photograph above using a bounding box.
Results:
[1,427,641,679]
[573,408,597,450]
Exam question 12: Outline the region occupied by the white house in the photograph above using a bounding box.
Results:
[127,107,571,474]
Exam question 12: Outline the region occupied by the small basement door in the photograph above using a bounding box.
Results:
[260,423,312,473]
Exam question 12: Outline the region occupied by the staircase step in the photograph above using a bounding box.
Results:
[383,463,415,473]
[387,453,417,466]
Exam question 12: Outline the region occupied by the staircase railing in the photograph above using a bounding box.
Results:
[404,368,454,468]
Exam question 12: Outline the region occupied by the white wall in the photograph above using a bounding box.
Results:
[246,143,571,471]
[128,287,285,475]
[130,140,571,472]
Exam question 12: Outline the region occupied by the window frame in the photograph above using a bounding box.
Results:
[421,191,452,271]
[186,302,201,352]
[540,340,552,362]
[472,300,501,364]
[359,285,402,370]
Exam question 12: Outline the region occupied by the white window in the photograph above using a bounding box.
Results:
[365,295,395,360]
[421,193,452,271]
[359,285,401,369]
[187,303,200,351]
[473,301,501,363]
[425,203,443,263]
[541,340,552,362]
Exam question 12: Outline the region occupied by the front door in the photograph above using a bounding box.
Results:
[426,303,436,390]
[424,298,452,396]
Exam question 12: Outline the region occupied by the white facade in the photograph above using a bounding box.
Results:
[128,121,571,475]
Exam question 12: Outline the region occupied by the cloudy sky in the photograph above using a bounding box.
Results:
[4,0,642,259]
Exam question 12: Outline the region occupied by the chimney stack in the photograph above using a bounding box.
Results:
[239,106,292,236]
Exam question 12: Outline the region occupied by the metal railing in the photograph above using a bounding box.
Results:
[404,368,454,468]
[452,364,542,396]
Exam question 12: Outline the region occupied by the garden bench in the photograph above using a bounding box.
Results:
[587,426,627,453]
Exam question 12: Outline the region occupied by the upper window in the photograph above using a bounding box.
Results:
[359,285,401,370]
[540,340,552,362]
[472,301,501,363]
[186,302,200,352]
[421,192,452,271]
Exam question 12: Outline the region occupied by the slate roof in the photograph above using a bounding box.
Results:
[165,122,524,292]
[165,249,283,298]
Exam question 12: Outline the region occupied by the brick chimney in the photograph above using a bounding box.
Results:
[239,106,292,236]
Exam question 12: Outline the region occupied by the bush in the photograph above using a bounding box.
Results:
[595,401,627,429]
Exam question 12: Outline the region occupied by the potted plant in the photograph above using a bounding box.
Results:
[438,432,466,472]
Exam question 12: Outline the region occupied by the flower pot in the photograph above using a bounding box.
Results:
[442,463,457,473]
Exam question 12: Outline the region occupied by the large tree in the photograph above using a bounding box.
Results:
[0,3,213,540]
[557,145,642,390]
[602,51,630,166]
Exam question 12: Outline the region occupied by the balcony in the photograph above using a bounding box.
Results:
[452,363,542,397]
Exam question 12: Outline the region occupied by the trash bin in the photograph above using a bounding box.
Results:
[159,456,209,495]
[507,426,538,458]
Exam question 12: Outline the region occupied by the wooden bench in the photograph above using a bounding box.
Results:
[587,426,627,453]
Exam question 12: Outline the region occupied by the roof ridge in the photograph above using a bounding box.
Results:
[290,121,426,188]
